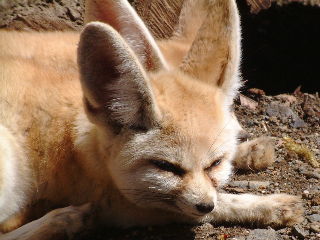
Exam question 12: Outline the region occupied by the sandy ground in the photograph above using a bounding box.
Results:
[0,0,319,239]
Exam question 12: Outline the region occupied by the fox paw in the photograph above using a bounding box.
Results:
[233,136,275,170]
[262,194,304,226]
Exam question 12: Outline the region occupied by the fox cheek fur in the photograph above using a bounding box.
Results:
[105,123,236,217]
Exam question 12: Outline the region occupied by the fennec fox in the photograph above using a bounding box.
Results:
[0,0,303,238]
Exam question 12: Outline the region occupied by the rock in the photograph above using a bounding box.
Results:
[303,95,318,118]
[232,237,246,240]
[248,181,270,190]
[246,228,278,240]
[302,190,310,199]
[275,94,297,104]
[228,181,249,189]
[292,225,309,239]
[292,117,306,128]
[224,187,246,193]
[266,103,293,119]
[300,169,320,179]
[265,103,306,128]
[307,214,320,223]
[311,206,320,214]
[66,7,80,21]
[248,88,265,96]
[240,94,258,110]
[228,181,270,190]
[310,223,320,233]
[238,130,251,142]
[52,2,67,18]
[311,196,320,206]
[307,172,320,179]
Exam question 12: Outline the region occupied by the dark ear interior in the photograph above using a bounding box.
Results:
[78,22,159,131]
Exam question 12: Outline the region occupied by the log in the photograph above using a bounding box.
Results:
[133,0,184,39]
[133,0,320,38]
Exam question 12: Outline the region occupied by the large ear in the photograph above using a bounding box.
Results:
[179,0,242,106]
[172,0,207,43]
[78,22,160,132]
[84,0,167,71]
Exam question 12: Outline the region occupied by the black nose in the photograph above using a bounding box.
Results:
[196,203,214,214]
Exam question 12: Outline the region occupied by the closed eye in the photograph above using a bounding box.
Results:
[150,159,186,176]
[206,157,223,171]
[212,158,222,167]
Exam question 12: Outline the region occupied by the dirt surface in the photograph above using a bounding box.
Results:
[0,0,84,31]
[0,0,319,239]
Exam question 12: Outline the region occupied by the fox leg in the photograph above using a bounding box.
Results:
[233,136,276,170]
[0,125,31,232]
[0,204,92,240]
[204,193,303,227]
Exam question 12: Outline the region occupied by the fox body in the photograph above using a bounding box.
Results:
[0,0,302,238]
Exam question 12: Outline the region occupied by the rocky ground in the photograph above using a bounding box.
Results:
[0,0,319,239]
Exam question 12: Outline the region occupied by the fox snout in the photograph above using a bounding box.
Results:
[195,202,215,214]
[177,172,218,217]
[177,189,217,216]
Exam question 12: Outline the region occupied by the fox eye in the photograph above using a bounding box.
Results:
[212,159,222,167]
[150,160,186,176]
[206,157,223,171]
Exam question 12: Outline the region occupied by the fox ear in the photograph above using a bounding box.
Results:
[78,22,160,132]
[179,0,242,106]
[84,0,167,71]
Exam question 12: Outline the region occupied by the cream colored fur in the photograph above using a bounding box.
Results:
[0,0,303,238]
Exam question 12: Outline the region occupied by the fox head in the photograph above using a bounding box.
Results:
[78,0,241,218]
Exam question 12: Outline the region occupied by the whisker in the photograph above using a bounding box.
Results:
[207,117,233,155]
[119,188,183,212]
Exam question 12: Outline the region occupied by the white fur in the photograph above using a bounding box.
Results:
[0,126,28,222]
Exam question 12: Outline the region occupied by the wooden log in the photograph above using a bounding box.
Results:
[133,0,184,39]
